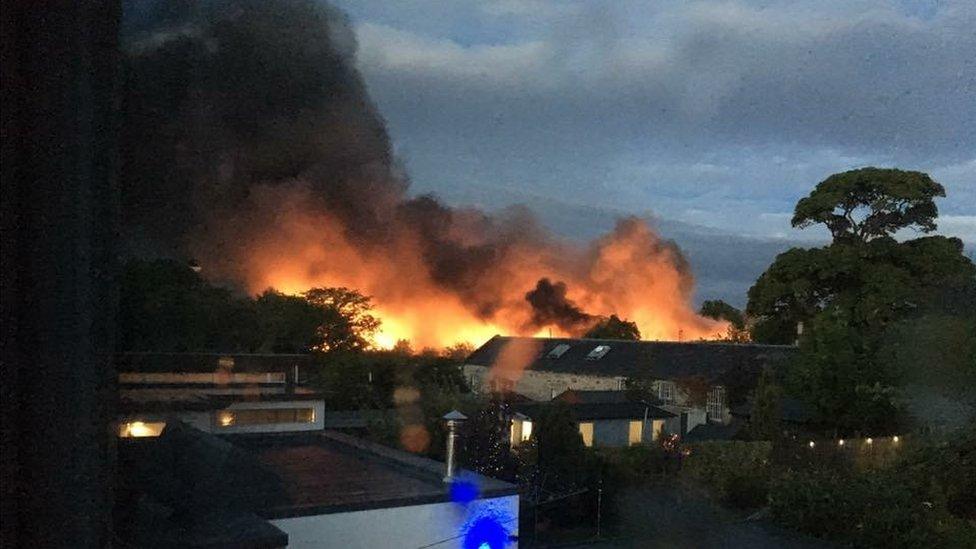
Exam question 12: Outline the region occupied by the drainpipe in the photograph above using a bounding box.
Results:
[443,410,467,482]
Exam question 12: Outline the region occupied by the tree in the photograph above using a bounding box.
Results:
[788,309,903,434]
[532,401,587,490]
[792,168,944,243]
[748,367,782,440]
[118,259,257,352]
[252,290,323,353]
[304,287,381,352]
[583,314,640,340]
[748,168,974,433]
[459,399,519,481]
[699,300,745,329]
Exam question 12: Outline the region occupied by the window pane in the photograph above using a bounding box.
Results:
[118,420,166,438]
[628,420,643,445]
[579,422,594,447]
[216,408,315,427]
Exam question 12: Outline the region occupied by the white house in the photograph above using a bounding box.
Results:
[464,336,795,437]
[116,353,325,437]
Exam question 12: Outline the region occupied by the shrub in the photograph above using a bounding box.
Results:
[769,468,973,548]
[682,441,773,509]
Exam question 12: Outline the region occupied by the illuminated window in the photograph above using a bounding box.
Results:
[707,386,726,420]
[521,420,533,442]
[579,422,594,447]
[628,420,643,446]
[216,408,315,427]
[658,381,675,403]
[119,420,166,438]
[651,420,664,441]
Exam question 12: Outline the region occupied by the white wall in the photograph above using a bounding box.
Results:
[463,364,625,401]
[272,495,519,549]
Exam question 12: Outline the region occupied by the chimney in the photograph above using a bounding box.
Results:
[442,410,467,482]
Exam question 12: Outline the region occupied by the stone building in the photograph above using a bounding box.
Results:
[463,336,795,436]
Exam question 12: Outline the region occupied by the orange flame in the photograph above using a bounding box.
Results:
[201,185,727,349]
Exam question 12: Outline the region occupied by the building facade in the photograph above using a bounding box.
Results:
[464,336,794,437]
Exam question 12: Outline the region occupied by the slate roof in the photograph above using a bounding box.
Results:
[514,400,675,422]
[684,420,747,442]
[730,396,816,424]
[555,389,642,404]
[466,336,795,384]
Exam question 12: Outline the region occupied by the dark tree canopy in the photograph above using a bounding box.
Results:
[583,314,641,340]
[118,260,383,354]
[699,300,745,330]
[792,168,945,243]
[304,287,381,352]
[748,168,975,433]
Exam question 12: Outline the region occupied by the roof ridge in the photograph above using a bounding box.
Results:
[486,335,795,349]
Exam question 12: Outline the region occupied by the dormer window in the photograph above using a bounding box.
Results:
[585,345,611,360]
[547,344,571,359]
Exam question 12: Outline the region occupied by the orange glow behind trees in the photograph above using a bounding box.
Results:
[199,186,728,350]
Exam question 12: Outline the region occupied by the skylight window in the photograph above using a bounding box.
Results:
[547,344,571,359]
[585,345,611,360]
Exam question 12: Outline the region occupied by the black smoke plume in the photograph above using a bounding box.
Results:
[118,0,714,343]
[524,278,595,334]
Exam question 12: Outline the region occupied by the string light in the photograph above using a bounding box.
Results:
[892,436,900,443]
[838,439,845,446]
[808,441,815,448]
[866,437,873,444]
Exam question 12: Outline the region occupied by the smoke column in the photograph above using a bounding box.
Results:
[119,0,726,348]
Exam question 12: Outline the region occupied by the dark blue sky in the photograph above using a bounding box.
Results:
[332,0,974,244]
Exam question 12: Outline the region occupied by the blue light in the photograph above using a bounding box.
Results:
[462,517,508,549]
[449,478,480,505]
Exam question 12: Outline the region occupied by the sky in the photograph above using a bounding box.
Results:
[329,0,974,303]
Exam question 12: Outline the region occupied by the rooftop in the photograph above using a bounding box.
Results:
[117,423,518,545]
[466,336,795,383]
[514,399,675,422]
[233,430,518,519]
[116,352,314,374]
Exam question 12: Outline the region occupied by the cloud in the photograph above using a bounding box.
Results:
[332,0,975,263]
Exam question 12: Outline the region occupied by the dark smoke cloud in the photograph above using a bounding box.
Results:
[119,0,708,341]
[524,278,594,335]
[120,0,402,254]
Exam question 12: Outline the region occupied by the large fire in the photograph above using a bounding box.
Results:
[221,185,728,350]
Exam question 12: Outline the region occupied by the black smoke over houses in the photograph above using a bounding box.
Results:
[118,0,723,345]
[524,279,594,334]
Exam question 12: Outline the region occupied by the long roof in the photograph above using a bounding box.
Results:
[237,430,518,518]
[515,400,675,421]
[466,336,795,383]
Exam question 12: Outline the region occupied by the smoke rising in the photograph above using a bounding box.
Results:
[119,0,726,347]
[524,279,594,334]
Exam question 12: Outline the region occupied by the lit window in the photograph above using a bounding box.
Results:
[628,420,643,446]
[547,344,571,359]
[119,420,166,438]
[521,420,533,441]
[658,381,675,403]
[216,408,315,427]
[707,386,726,420]
[651,420,664,441]
[579,422,594,447]
[586,345,611,360]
